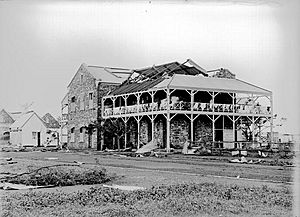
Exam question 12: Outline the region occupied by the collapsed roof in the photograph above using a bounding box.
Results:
[111,60,209,95]
[109,60,271,96]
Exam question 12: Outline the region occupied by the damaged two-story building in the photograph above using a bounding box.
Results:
[61,63,131,149]
[62,59,273,151]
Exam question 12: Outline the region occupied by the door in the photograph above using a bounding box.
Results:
[37,132,41,147]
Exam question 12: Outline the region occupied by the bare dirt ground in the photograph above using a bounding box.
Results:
[0,150,294,190]
[0,150,298,217]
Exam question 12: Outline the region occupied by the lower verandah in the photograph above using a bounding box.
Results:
[102,113,272,151]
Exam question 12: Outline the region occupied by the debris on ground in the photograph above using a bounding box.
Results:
[45,157,58,160]
[230,156,265,164]
[0,157,12,161]
[241,151,247,156]
[258,151,268,157]
[0,182,54,190]
[231,150,239,156]
[0,164,80,183]
[182,141,198,155]
[149,151,159,158]
[74,161,85,165]
[231,150,247,156]
[102,184,145,191]
[229,156,248,164]
[0,157,17,165]
[0,161,17,165]
[248,159,262,164]
[182,141,189,154]
[136,139,158,154]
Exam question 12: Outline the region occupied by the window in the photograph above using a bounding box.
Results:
[32,132,37,139]
[70,127,75,142]
[89,92,93,109]
[80,74,84,84]
[71,96,76,112]
[79,127,84,142]
[80,94,85,111]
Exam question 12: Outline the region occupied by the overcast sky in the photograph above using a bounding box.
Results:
[0,0,299,134]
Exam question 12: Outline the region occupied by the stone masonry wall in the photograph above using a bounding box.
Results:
[170,117,190,148]
[140,118,153,145]
[127,120,137,148]
[154,118,165,148]
[67,65,98,149]
[194,119,213,144]
[67,65,120,150]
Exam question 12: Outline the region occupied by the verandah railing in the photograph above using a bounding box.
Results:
[103,101,271,117]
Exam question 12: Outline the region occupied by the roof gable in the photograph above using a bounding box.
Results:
[10,111,47,130]
[67,63,131,88]
[42,113,60,129]
[0,109,15,124]
[67,63,89,88]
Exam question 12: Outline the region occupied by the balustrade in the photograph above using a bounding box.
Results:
[103,101,271,117]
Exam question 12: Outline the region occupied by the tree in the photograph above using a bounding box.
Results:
[83,120,102,149]
[83,118,131,151]
[236,116,270,143]
[103,119,126,151]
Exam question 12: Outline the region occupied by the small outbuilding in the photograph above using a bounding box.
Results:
[10,111,48,147]
[42,113,60,146]
[0,109,15,144]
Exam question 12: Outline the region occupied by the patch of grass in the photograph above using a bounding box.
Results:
[6,166,113,186]
[1,182,293,217]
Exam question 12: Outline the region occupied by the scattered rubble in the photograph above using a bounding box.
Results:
[0,157,17,165]
[0,182,54,190]
[73,161,85,165]
[136,139,158,154]
[102,184,145,191]
[231,150,247,156]
[258,151,268,157]
[45,157,58,160]
[229,156,263,164]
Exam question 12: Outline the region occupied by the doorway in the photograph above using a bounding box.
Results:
[37,132,41,147]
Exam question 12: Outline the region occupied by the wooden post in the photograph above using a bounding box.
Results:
[212,92,215,145]
[191,91,194,143]
[251,94,255,147]
[112,97,116,116]
[137,116,140,149]
[100,121,104,151]
[124,95,128,115]
[232,116,235,148]
[151,115,154,142]
[270,94,274,147]
[124,117,128,149]
[151,91,155,142]
[101,97,105,118]
[166,88,171,152]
